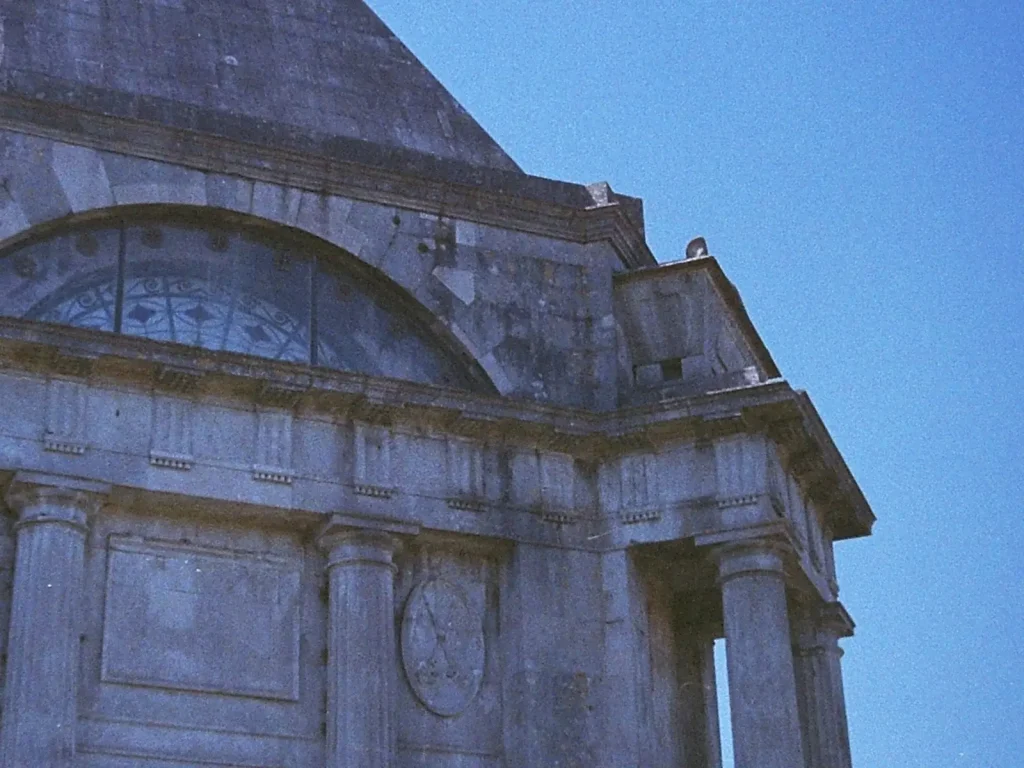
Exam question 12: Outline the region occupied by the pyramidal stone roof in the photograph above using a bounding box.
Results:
[0,0,522,173]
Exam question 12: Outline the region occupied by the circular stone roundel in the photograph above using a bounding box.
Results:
[401,578,485,717]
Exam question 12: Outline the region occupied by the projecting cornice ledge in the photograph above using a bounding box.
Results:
[0,94,655,270]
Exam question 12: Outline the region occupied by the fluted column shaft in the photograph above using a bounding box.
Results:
[793,616,828,768]
[715,542,804,768]
[793,608,855,768]
[318,522,400,768]
[0,474,106,767]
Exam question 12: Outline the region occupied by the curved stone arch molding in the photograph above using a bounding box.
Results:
[0,199,503,396]
[0,137,513,393]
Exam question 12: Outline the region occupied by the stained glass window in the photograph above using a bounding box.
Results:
[0,212,484,391]
[0,228,120,332]
[118,223,314,363]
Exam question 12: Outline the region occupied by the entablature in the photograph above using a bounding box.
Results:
[0,316,873,553]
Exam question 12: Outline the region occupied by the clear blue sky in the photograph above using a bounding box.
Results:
[371,2,1024,766]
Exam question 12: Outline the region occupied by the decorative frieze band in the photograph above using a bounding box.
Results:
[154,365,204,395]
[446,437,486,511]
[353,422,394,498]
[253,409,295,485]
[600,453,662,525]
[43,377,89,455]
[539,450,576,524]
[149,396,194,470]
[714,435,768,501]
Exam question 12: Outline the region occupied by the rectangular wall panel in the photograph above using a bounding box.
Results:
[102,536,301,701]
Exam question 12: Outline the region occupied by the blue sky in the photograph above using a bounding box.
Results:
[371,2,1024,766]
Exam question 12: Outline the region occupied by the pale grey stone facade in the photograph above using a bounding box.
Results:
[0,1,874,766]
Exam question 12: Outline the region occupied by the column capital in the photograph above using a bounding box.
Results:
[4,471,110,531]
[791,607,828,656]
[315,513,418,571]
[791,600,854,659]
[712,537,792,586]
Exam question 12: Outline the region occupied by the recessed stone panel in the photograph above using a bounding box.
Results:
[101,536,301,701]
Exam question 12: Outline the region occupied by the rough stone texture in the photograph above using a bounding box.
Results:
[0,7,874,765]
[77,506,326,766]
[0,0,520,173]
[0,132,623,408]
[0,341,869,766]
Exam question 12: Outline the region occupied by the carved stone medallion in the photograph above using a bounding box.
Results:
[401,578,485,717]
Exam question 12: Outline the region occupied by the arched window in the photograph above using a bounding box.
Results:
[0,209,490,392]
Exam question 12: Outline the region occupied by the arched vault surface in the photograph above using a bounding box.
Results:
[0,206,494,393]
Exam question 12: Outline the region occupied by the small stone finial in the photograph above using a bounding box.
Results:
[585,182,614,207]
[685,236,708,260]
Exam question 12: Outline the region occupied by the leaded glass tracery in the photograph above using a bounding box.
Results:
[0,211,484,391]
[35,279,118,331]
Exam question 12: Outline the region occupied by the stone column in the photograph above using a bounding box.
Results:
[715,541,804,768]
[0,472,108,767]
[819,606,854,768]
[792,609,827,768]
[318,515,411,768]
[792,603,855,768]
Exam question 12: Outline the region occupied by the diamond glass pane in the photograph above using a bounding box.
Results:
[120,223,313,363]
[0,213,484,391]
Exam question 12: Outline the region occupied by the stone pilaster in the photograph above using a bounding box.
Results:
[714,540,804,768]
[317,515,414,768]
[0,472,108,767]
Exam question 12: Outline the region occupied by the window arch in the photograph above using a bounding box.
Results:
[0,208,492,392]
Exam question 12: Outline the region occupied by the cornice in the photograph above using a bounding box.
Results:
[0,94,655,269]
[0,318,875,540]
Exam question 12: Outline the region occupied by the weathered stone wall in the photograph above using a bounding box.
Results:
[0,1,869,763]
[0,350,859,765]
[614,261,775,403]
[395,538,503,767]
[0,131,620,408]
[500,544,605,767]
[77,508,326,766]
[599,551,721,768]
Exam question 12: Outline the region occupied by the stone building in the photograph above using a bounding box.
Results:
[0,1,874,766]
